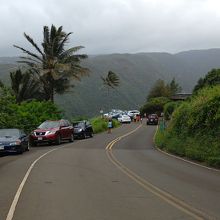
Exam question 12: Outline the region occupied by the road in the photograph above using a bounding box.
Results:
[0,122,220,220]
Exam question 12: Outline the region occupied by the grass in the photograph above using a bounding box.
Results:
[154,128,220,168]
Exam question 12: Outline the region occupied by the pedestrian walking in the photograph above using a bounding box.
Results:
[107,118,113,133]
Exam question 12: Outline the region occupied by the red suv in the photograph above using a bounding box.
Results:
[29,119,74,146]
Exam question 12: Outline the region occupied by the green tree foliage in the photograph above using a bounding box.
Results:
[193,69,220,93]
[14,25,89,102]
[0,82,62,132]
[0,83,17,128]
[11,101,62,132]
[147,79,170,100]
[147,78,181,100]
[10,69,46,103]
[140,97,170,116]
[169,78,182,95]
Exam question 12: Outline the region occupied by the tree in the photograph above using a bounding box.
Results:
[147,79,170,100]
[10,69,45,103]
[101,71,120,111]
[169,78,182,96]
[147,78,182,100]
[101,71,120,89]
[193,69,220,93]
[14,25,89,102]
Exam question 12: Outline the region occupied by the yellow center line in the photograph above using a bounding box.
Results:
[106,124,142,150]
[105,124,212,220]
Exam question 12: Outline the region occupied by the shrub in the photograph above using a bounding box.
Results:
[164,101,181,120]
[155,85,220,168]
[91,117,120,133]
[0,100,62,133]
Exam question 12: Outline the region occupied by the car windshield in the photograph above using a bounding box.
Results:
[0,129,20,137]
[74,122,85,128]
[38,121,60,129]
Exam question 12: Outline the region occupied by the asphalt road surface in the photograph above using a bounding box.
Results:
[0,122,220,220]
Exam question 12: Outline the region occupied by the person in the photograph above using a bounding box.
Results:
[140,116,143,123]
[133,114,137,122]
[107,118,113,133]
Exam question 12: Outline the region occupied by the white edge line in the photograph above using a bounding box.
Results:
[6,145,66,220]
[153,126,220,173]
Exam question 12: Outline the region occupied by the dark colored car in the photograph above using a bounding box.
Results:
[29,119,74,146]
[73,120,93,139]
[147,114,159,125]
[0,128,29,154]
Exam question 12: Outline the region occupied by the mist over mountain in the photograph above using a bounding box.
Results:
[1,48,220,117]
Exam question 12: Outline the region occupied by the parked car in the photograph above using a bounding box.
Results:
[118,114,131,123]
[127,110,140,119]
[29,119,74,146]
[0,128,29,154]
[146,114,159,125]
[73,120,94,139]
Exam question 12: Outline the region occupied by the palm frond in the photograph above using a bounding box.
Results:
[24,33,44,56]
[13,45,43,62]
[57,32,72,55]
[101,71,120,89]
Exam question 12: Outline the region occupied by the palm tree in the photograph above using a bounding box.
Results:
[101,71,120,89]
[10,69,46,103]
[101,71,120,111]
[14,25,89,102]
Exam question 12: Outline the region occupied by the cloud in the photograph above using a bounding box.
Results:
[0,0,220,56]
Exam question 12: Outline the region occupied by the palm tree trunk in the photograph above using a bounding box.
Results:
[50,86,54,103]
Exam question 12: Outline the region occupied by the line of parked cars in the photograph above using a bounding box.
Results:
[0,119,94,155]
[103,109,141,123]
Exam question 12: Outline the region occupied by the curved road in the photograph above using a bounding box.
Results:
[0,122,219,220]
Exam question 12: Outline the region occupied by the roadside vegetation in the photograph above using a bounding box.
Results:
[0,83,62,133]
[90,117,120,133]
[155,69,220,168]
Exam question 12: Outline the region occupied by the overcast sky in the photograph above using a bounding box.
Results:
[1,0,220,56]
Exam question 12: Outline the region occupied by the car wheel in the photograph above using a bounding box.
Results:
[29,139,37,147]
[89,132,93,138]
[17,147,23,154]
[83,133,86,139]
[69,134,74,142]
[55,135,61,145]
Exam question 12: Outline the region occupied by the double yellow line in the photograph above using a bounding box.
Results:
[105,125,212,220]
[106,124,142,150]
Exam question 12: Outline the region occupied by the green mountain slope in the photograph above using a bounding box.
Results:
[1,48,220,117]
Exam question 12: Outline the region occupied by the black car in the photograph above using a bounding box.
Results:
[146,114,159,125]
[73,121,93,139]
[0,128,29,154]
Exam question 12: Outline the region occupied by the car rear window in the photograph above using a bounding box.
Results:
[74,122,85,128]
[149,114,158,118]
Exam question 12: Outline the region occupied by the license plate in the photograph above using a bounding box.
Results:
[38,137,43,140]
[0,146,4,150]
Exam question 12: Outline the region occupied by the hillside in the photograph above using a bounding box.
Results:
[1,48,220,117]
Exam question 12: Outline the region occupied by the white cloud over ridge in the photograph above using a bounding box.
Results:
[1,0,220,56]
